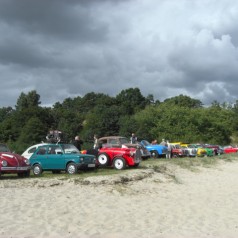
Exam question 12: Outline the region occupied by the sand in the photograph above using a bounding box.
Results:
[0,160,238,238]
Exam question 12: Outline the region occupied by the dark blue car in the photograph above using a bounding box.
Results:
[140,140,168,158]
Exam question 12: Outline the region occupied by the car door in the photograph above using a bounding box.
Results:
[45,145,65,169]
[32,145,48,168]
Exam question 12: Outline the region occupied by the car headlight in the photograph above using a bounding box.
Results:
[1,160,7,167]
[24,159,30,165]
[130,151,134,156]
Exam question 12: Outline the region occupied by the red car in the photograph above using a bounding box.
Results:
[97,146,142,170]
[223,146,238,154]
[0,143,31,177]
[171,144,186,158]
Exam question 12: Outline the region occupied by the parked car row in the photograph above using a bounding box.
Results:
[1,135,238,178]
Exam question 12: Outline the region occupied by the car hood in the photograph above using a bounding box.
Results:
[0,152,27,165]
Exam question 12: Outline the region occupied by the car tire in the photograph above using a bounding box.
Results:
[66,163,77,174]
[151,150,159,158]
[134,163,140,167]
[97,153,109,166]
[113,157,126,170]
[32,164,42,176]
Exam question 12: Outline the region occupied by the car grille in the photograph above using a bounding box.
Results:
[82,156,95,163]
[184,149,190,156]
[134,149,142,163]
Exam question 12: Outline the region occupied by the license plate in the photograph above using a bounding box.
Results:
[88,164,96,167]
[17,167,30,171]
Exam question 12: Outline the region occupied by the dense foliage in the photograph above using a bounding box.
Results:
[0,89,237,153]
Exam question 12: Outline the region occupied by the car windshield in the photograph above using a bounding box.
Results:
[61,144,80,154]
[0,144,11,152]
[142,140,150,146]
[119,137,130,144]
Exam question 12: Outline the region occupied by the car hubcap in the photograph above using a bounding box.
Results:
[115,159,123,169]
[68,165,76,174]
[34,166,40,175]
[98,155,107,165]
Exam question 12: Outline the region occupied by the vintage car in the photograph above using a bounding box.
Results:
[29,143,96,175]
[170,143,187,158]
[193,144,214,157]
[203,144,224,155]
[22,143,48,159]
[98,136,151,159]
[180,144,197,157]
[188,144,206,157]
[96,146,142,170]
[222,145,238,154]
[140,140,167,158]
[0,143,31,177]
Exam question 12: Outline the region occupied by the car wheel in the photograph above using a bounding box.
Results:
[97,153,109,166]
[113,157,126,170]
[151,150,158,158]
[33,164,42,176]
[66,163,77,174]
[134,163,140,168]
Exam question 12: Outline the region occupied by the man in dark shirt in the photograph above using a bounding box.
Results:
[73,136,83,151]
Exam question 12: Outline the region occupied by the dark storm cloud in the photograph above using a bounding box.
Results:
[0,0,238,107]
[0,0,108,42]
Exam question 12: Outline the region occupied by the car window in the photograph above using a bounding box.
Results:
[37,147,47,155]
[119,137,130,144]
[108,139,119,145]
[48,146,56,154]
[142,140,150,146]
[99,139,107,144]
[61,144,79,154]
[28,147,37,153]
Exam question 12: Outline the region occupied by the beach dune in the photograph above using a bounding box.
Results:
[0,160,238,238]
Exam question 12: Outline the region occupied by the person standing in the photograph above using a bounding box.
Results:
[130,133,137,144]
[160,138,167,146]
[166,141,172,159]
[73,136,83,151]
[93,134,99,150]
[151,139,158,145]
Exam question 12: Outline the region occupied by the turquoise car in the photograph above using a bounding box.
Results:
[30,144,96,175]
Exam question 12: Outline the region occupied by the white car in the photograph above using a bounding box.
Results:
[22,143,48,159]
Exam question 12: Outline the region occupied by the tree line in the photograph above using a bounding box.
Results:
[0,88,238,153]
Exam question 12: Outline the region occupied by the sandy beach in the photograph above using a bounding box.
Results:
[1,159,238,238]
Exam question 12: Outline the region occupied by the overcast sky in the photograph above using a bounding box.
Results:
[0,0,238,108]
